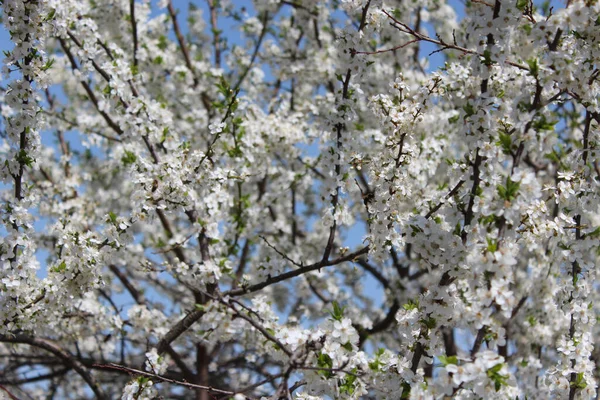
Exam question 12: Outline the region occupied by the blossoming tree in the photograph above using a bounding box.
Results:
[1,0,599,398]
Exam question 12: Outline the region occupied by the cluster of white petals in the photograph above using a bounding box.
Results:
[0,0,599,399]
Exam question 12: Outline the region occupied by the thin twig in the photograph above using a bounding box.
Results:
[92,363,239,396]
[0,335,107,400]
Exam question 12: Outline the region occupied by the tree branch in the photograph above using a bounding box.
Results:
[0,335,107,400]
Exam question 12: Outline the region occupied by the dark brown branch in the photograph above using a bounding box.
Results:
[355,258,390,288]
[321,68,351,263]
[207,0,221,68]
[351,39,419,56]
[548,28,562,52]
[583,111,591,165]
[0,335,107,400]
[569,216,583,400]
[167,1,198,90]
[323,1,371,263]
[225,301,292,357]
[92,363,237,396]
[381,10,528,72]
[470,327,487,357]
[358,0,372,31]
[281,0,319,16]
[129,0,138,67]
[108,265,144,304]
[410,341,424,374]
[66,33,111,83]
[0,367,69,385]
[58,38,124,136]
[227,246,369,297]
[233,11,269,92]
[0,385,19,400]
[160,246,366,358]
[156,305,206,355]
[461,150,482,244]
[232,240,250,289]
[425,179,465,219]
[358,301,400,345]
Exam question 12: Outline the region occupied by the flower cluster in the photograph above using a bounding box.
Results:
[0,0,51,334]
[0,0,599,399]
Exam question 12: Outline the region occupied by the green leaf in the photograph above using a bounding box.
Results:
[486,363,509,392]
[544,150,560,163]
[329,301,345,321]
[50,261,67,273]
[44,9,56,21]
[157,35,168,50]
[497,177,520,201]
[587,226,600,238]
[368,359,381,371]
[438,355,458,366]
[572,372,587,389]
[572,30,584,40]
[482,49,494,66]
[339,369,358,394]
[453,221,462,237]
[486,237,498,253]
[121,150,137,165]
[463,102,475,117]
[41,58,55,71]
[526,58,539,77]
[532,115,557,132]
[401,381,411,399]
[16,149,34,167]
[316,352,333,378]
[227,146,243,158]
[403,299,419,311]
[420,316,436,329]
[489,363,503,374]
[497,132,512,154]
[216,76,231,97]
